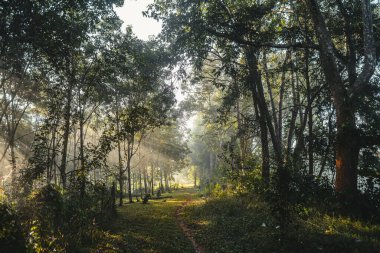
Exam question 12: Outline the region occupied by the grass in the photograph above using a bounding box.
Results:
[105,188,196,253]
[181,194,380,253]
[91,188,380,253]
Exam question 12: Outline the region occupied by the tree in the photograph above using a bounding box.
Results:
[304,0,379,193]
[108,35,176,204]
[149,0,380,194]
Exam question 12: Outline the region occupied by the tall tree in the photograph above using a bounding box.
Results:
[304,0,378,193]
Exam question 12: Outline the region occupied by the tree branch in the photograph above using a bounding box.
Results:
[202,26,319,50]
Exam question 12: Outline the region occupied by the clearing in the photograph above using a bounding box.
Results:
[107,188,201,253]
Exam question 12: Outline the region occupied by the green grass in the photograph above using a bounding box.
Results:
[106,189,196,253]
[94,188,380,253]
[181,195,380,253]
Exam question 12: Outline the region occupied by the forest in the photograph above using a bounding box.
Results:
[0,0,380,252]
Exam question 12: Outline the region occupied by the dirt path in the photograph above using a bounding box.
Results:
[175,197,207,253]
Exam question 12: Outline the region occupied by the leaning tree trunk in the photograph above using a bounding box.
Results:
[245,47,283,177]
[254,100,270,184]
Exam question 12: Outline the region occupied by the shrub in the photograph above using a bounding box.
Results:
[0,202,26,253]
[24,184,66,253]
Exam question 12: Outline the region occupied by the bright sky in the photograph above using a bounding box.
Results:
[114,0,162,40]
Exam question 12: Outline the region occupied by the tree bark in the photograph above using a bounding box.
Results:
[79,111,85,198]
[254,99,270,184]
[305,46,314,175]
[151,163,154,195]
[59,81,73,189]
[164,170,169,192]
[139,167,143,198]
[335,112,360,192]
[116,101,123,206]
[143,166,148,194]
[160,167,164,191]
[194,169,197,188]
[126,139,133,203]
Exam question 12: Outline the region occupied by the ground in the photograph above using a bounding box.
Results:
[106,188,197,253]
[100,188,380,253]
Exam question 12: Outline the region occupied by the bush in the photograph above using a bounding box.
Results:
[61,182,116,251]
[28,184,63,230]
[2,180,118,252]
[0,202,26,253]
[24,184,66,253]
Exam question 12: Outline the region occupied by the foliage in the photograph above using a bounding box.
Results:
[1,183,117,252]
[0,202,26,253]
[15,185,66,252]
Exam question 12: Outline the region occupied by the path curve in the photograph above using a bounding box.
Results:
[175,197,207,253]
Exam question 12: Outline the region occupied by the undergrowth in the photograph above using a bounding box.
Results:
[183,169,380,253]
[182,194,380,253]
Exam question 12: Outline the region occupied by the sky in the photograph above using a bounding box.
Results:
[114,0,162,40]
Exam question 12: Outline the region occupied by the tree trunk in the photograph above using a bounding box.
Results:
[263,52,279,136]
[48,123,57,184]
[304,0,375,193]
[285,61,299,164]
[132,173,135,196]
[278,51,291,149]
[164,170,169,192]
[254,101,270,184]
[126,143,133,203]
[246,48,283,183]
[143,166,148,194]
[116,103,123,206]
[139,168,143,198]
[79,114,85,198]
[335,111,359,192]
[194,169,197,188]
[318,108,334,178]
[59,82,73,189]
[305,46,314,175]
[151,163,154,195]
[9,137,16,192]
[118,176,123,206]
[245,48,283,166]
[160,167,164,191]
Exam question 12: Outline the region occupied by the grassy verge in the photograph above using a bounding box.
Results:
[181,195,380,253]
[106,189,195,253]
